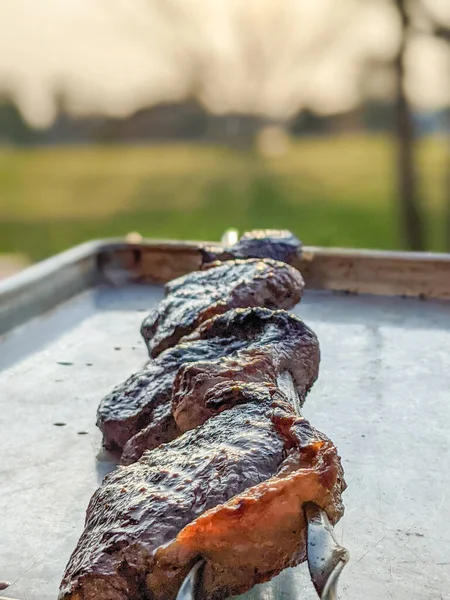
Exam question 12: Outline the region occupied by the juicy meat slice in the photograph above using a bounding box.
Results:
[96,359,181,452]
[140,258,304,357]
[59,385,345,600]
[200,229,302,265]
[172,307,320,432]
[97,307,318,457]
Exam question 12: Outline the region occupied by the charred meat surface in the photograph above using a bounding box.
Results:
[62,231,345,600]
[120,403,180,466]
[96,359,179,452]
[200,229,302,265]
[172,307,320,432]
[120,404,179,466]
[97,307,318,457]
[97,332,232,452]
[60,385,345,600]
[140,258,304,357]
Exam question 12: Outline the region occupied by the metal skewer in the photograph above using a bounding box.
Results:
[305,502,349,600]
[220,228,239,248]
[176,560,205,600]
[277,370,349,599]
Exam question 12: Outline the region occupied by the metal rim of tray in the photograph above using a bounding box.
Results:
[1,237,450,337]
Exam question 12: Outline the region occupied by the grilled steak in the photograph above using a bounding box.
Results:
[59,384,345,600]
[200,229,302,265]
[98,308,318,458]
[140,258,304,357]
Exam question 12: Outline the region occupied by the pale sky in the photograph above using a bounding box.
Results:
[0,0,449,127]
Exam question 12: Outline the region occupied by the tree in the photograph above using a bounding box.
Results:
[392,0,425,250]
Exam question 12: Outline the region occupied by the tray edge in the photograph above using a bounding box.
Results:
[1,238,450,337]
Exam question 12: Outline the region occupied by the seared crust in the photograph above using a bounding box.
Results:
[65,231,345,600]
[140,258,304,357]
[200,229,302,266]
[172,308,320,432]
[97,307,317,456]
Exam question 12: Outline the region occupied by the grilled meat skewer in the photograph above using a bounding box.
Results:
[60,384,345,600]
[62,230,346,600]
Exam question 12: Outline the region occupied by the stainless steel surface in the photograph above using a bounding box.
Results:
[1,241,450,599]
[176,561,205,600]
[304,503,349,600]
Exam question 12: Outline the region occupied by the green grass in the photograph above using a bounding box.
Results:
[0,134,448,262]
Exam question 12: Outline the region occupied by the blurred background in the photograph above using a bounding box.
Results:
[1,0,450,278]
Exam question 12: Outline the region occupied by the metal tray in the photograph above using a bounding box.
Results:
[1,239,450,600]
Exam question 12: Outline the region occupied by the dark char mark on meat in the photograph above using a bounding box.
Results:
[140,258,304,358]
